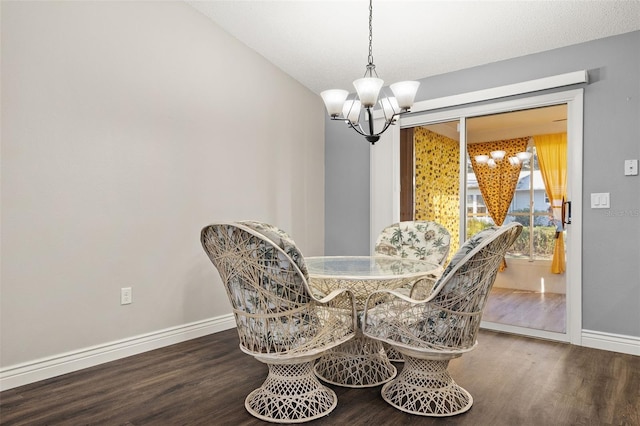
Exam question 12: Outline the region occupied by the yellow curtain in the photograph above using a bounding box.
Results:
[534,133,567,274]
[414,127,460,260]
[468,138,528,270]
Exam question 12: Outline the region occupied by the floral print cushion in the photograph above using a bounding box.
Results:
[433,226,498,302]
[239,220,308,277]
[439,226,498,280]
[375,221,451,265]
[208,222,312,312]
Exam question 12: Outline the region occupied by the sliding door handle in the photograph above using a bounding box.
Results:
[563,200,572,225]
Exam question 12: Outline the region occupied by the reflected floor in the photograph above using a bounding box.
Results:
[484,287,566,333]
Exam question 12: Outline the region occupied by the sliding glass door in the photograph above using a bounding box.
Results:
[464,107,568,334]
[385,91,582,343]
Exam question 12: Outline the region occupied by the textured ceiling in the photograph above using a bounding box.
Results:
[187,0,640,95]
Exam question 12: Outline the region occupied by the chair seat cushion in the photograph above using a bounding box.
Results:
[364,300,472,351]
[237,304,353,355]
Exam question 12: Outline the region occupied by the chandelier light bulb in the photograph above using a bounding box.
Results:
[490,150,506,161]
[516,151,533,162]
[475,155,489,164]
[320,89,349,117]
[379,97,400,120]
[476,150,531,168]
[390,81,420,110]
[342,99,362,125]
[353,77,384,107]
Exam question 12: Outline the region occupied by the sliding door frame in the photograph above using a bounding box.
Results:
[371,87,583,345]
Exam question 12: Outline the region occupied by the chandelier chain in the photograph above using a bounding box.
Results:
[368,0,374,67]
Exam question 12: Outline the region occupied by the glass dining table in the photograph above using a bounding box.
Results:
[306,256,439,388]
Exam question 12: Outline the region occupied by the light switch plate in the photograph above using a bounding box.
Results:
[624,159,638,176]
[591,193,610,209]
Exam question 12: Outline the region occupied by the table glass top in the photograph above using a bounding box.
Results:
[305,256,438,279]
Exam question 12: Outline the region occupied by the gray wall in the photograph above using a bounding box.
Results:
[325,119,371,255]
[325,31,640,338]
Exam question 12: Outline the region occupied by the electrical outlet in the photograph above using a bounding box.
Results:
[121,287,132,305]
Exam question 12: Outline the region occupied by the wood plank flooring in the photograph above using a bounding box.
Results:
[1,329,638,425]
[484,287,566,333]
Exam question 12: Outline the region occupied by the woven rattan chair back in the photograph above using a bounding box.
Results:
[201,222,313,354]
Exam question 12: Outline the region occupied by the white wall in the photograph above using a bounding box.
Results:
[1,1,324,370]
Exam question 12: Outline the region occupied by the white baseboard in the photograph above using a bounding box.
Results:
[581,330,640,356]
[3,318,635,392]
[0,314,236,391]
[482,323,640,356]
[481,321,570,343]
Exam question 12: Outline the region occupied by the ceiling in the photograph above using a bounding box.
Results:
[187,0,640,95]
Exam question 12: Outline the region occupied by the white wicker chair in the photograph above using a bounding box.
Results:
[201,221,356,423]
[374,221,451,361]
[363,223,522,417]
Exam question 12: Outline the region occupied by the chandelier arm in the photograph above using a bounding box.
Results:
[329,117,371,139]
[348,122,368,137]
[330,117,368,138]
[373,118,394,137]
[362,65,381,79]
[359,114,396,139]
[380,100,398,123]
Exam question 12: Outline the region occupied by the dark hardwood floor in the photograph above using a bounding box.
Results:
[1,328,638,425]
[484,287,566,333]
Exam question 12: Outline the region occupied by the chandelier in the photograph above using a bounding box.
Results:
[320,0,420,145]
[474,150,533,168]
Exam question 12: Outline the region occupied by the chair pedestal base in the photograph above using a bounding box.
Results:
[383,343,404,362]
[246,361,337,424]
[314,335,397,388]
[381,355,473,417]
